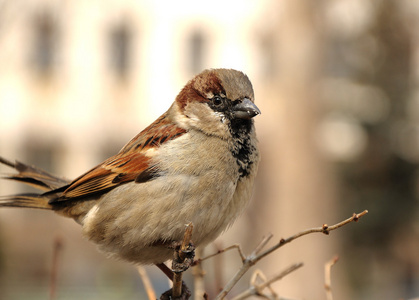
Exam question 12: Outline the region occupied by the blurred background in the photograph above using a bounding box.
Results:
[0,0,418,299]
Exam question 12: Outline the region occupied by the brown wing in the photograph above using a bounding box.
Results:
[49,114,187,203]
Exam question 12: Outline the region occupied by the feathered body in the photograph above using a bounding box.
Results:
[0,68,260,265]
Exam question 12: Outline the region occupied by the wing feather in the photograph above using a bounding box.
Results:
[49,114,186,203]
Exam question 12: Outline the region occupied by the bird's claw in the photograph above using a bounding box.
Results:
[172,242,195,273]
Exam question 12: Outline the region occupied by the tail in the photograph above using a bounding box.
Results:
[0,194,53,210]
[0,156,70,210]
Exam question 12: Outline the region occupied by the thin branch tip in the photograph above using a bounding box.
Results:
[214,210,368,300]
[352,210,368,222]
[325,255,340,300]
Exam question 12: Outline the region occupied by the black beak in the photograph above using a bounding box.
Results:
[232,98,261,120]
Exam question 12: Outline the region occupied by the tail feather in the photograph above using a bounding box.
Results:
[1,156,70,210]
[0,194,53,210]
[0,156,70,191]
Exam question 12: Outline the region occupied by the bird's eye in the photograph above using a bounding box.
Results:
[212,95,222,106]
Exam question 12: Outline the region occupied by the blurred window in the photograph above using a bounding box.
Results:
[259,33,277,78]
[31,10,57,76]
[24,141,58,173]
[109,23,132,78]
[189,30,205,74]
[19,139,62,193]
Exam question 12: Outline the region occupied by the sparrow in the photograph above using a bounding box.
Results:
[0,68,260,273]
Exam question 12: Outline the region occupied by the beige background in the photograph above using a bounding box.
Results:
[0,0,418,299]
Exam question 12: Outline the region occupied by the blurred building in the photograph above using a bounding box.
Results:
[0,0,418,300]
[0,1,285,299]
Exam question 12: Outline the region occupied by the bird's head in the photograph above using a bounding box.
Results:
[172,68,260,139]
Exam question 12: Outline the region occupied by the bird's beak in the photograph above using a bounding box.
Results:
[232,98,261,120]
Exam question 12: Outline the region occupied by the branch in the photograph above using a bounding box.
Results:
[324,256,339,300]
[49,236,63,300]
[231,263,304,300]
[172,222,194,298]
[256,210,369,262]
[197,244,246,263]
[192,247,207,299]
[214,210,368,300]
[137,266,157,300]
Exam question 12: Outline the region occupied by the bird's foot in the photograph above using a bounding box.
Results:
[172,242,195,273]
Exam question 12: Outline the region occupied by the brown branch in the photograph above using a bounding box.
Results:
[213,242,226,293]
[192,247,207,299]
[215,210,368,300]
[49,237,63,300]
[197,243,246,263]
[324,256,339,300]
[231,263,304,300]
[137,266,157,300]
[249,269,278,298]
[256,210,369,262]
[250,270,278,298]
[172,222,194,298]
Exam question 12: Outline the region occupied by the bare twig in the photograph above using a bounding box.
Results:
[324,256,339,300]
[49,237,63,300]
[249,269,278,298]
[215,210,368,300]
[197,244,246,263]
[256,210,369,262]
[250,270,278,298]
[213,242,226,293]
[172,222,194,298]
[231,263,304,300]
[251,234,274,258]
[195,235,273,296]
[192,247,207,299]
[137,266,157,300]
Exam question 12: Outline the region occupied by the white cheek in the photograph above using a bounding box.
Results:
[214,112,226,123]
[177,110,199,123]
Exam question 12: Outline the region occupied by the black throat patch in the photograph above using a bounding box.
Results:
[229,119,256,178]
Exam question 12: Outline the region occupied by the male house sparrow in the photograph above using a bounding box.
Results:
[0,68,260,273]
